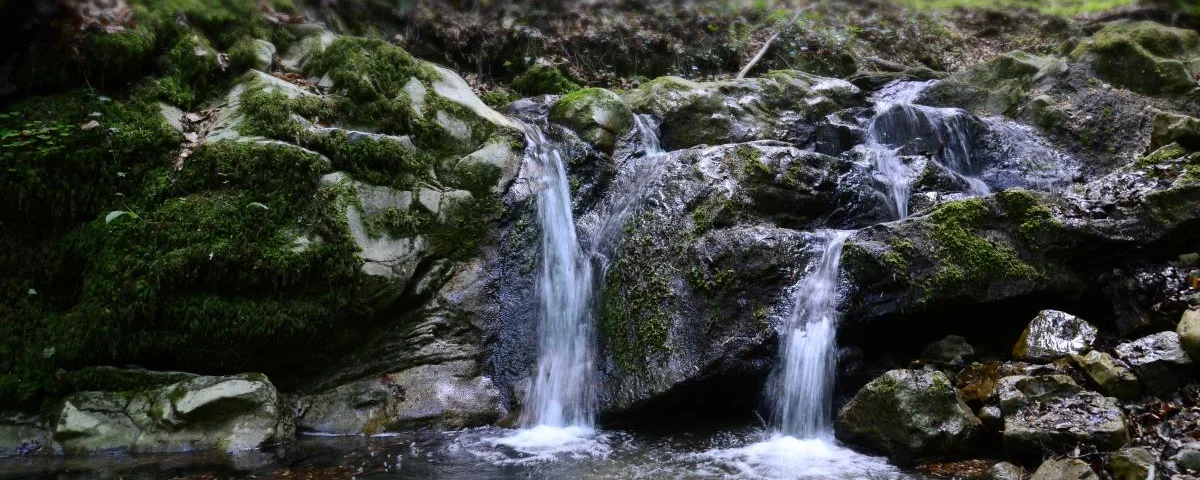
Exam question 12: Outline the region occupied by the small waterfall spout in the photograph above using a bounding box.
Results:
[517,121,596,429]
[587,114,669,265]
[771,230,851,439]
[860,80,991,220]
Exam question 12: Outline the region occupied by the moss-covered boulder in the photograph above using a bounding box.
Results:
[623,72,860,150]
[1150,112,1200,152]
[52,373,291,455]
[1070,21,1200,96]
[835,369,981,459]
[549,88,634,154]
[922,51,1066,115]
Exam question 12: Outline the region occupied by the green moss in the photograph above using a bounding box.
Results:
[1072,22,1200,96]
[996,189,1061,244]
[81,27,159,86]
[601,213,679,371]
[511,64,582,96]
[924,198,1042,297]
[480,88,518,109]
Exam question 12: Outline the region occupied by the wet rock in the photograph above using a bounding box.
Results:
[623,72,860,150]
[1030,458,1099,480]
[53,374,291,456]
[956,362,1033,403]
[921,335,975,364]
[990,461,1024,480]
[0,414,54,457]
[1109,446,1157,480]
[922,51,1066,116]
[549,88,633,154]
[1012,310,1098,360]
[999,375,1129,457]
[1070,21,1199,96]
[1114,331,1194,397]
[296,361,501,434]
[1177,309,1200,363]
[1106,263,1199,336]
[1071,351,1143,401]
[835,369,981,459]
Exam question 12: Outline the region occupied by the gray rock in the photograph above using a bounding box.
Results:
[1030,458,1098,480]
[623,72,860,150]
[1174,443,1200,473]
[550,88,634,154]
[296,361,501,434]
[1177,309,1200,364]
[835,369,981,458]
[991,461,1024,480]
[1002,377,1129,456]
[250,39,276,71]
[53,373,290,456]
[1114,331,1194,397]
[1109,447,1157,480]
[0,413,54,457]
[921,335,975,364]
[1071,351,1143,401]
[1013,310,1098,360]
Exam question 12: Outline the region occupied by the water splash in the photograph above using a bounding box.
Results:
[770,230,851,438]
[860,80,990,220]
[517,121,597,429]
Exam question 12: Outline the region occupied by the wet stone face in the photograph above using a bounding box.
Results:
[1012,310,1098,360]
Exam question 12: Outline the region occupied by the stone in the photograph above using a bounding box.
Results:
[1030,458,1099,480]
[550,88,634,154]
[0,413,54,457]
[835,369,981,458]
[1114,331,1194,397]
[1150,112,1200,152]
[1109,447,1157,480]
[52,373,290,456]
[1013,310,1098,360]
[1002,377,1129,457]
[250,39,276,71]
[296,361,502,434]
[921,335,975,364]
[1070,21,1200,96]
[1177,309,1200,364]
[1175,443,1200,473]
[1071,351,1143,401]
[991,461,1024,480]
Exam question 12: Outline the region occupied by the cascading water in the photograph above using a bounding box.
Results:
[861,80,991,220]
[516,121,596,430]
[772,230,851,439]
[585,114,669,266]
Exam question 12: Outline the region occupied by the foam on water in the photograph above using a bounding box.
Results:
[469,425,612,465]
[695,435,905,480]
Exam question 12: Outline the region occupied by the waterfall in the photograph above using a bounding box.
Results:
[586,114,669,267]
[771,230,851,439]
[517,121,597,429]
[860,80,991,220]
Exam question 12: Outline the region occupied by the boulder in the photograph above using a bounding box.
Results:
[623,72,860,150]
[1149,112,1200,152]
[296,361,502,434]
[549,88,634,154]
[835,369,981,458]
[53,374,291,456]
[1070,21,1200,96]
[1108,446,1157,480]
[991,461,1024,480]
[1001,377,1129,456]
[921,335,976,364]
[1174,443,1200,473]
[1071,351,1143,401]
[1012,310,1098,360]
[1114,331,1194,397]
[0,413,54,457]
[1177,308,1200,363]
[996,374,1082,413]
[1030,458,1099,480]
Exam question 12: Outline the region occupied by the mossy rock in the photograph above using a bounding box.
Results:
[510,64,582,96]
[1071,21,1200,96]
[835,369,981,459]
[549,88,634,154]
[923,51,1066,115]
